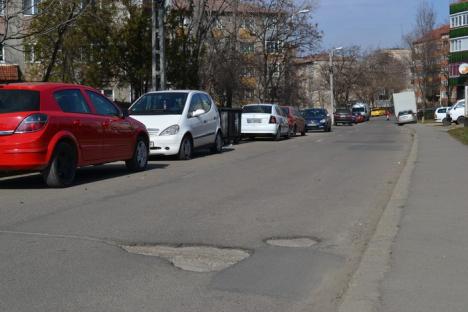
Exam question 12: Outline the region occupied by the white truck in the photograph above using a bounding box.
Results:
[393,91,417,124]
[351,103,371,121]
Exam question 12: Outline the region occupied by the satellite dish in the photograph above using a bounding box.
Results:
[459,63,468,75]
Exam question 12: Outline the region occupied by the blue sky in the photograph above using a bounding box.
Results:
[314,0,450,50]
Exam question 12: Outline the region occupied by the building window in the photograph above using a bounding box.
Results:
[240,67,254,77]
[240,18,254,31]
[0,43,4,62]
[23,0,41,15]
[240,42,254,54]
[24,44,38,63]
[0,0,5,16]
[266,40,282,54]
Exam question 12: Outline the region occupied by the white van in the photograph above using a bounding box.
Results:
[351,103,371,121]
[449,100,465,124]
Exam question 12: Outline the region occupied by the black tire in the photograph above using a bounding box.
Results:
[211,131,223,154]
[178,135,193,160]
[457,116,465,125]
[293,125,297,137]
[275,126,282,141]
[42,141,77,188]
[301,127,306,136]
[442,118,451,127]
[126,137,148,172]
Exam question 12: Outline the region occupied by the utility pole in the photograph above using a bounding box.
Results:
[152,0,166,91]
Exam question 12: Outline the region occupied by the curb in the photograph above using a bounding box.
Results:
[338,130,418,312]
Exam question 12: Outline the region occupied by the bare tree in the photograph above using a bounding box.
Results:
[405,0,440,112]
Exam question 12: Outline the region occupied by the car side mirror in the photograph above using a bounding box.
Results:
[191,108,206,117]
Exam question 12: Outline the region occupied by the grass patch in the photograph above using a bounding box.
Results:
[448,127,468,145]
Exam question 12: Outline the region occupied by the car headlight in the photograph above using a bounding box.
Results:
[160,125,180,136]
[320,119,326,123]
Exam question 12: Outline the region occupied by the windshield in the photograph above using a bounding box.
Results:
[336,109,350,114]
[0,90,40,114]
[129,92,188,115]
[303,109,326,118]
[243,105,272,114]
[399,110,413,116]
[352,107,365,113]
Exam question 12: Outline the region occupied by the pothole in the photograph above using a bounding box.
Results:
[265,237,319,248]
[121,244,250,272]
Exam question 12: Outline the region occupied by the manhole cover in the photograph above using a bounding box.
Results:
[265,237,318,248]
[121,245,250,272]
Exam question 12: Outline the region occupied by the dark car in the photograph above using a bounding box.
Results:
[302,108,331,132]
[334,108,354,126]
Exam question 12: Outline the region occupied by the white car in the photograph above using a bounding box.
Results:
[434,107,449,123]
[128,90,222,160]
[449,100,466,124]
[241,104,290,140]
[397,110,417,125]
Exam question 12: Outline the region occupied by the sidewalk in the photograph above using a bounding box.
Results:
[380,124,468,312]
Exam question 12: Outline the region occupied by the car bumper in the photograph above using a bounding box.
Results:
[241,124,277,136]
[305,122,327,130]
[148,134,181,156]
[0,140,48,171]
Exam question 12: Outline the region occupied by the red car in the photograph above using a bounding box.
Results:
[281,106,306,136]
[0,83,149,187]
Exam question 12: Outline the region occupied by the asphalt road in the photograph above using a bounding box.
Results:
[0,118,412,312]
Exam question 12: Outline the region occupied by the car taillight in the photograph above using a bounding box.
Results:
[15,114,48,133]
[269,116,277,124]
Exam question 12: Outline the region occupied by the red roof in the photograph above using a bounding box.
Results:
[414,24,449,44]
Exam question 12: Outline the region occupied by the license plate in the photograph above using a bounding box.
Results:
[247,118,261,123]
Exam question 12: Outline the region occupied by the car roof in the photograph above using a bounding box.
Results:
[244,103,275,106]
[143,90,204,95]
[0,82,96,92]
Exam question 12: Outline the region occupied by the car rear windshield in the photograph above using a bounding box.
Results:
[129,92,188,115]
[243,105,272,114]
[398,110,413,116]
[336,109,350,114]
[352,107,365,113]
[303,109,325,117]
[0,90,40,114]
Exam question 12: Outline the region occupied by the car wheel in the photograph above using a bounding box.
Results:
[126,137,148,172]
[457,116,465,125]
[293,125,297,137]
[178,135,193,160]
[275,126,282,141]
[42,141,77,188]
[301,127,306,136]
[211,131,223,154]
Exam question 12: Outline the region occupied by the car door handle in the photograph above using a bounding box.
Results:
[73,120,81,126]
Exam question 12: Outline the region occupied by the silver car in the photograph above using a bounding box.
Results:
[397,110,417,125]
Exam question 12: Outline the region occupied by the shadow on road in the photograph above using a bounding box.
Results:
[0,163,168,189]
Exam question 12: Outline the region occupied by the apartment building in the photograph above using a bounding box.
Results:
[449,0,468,101]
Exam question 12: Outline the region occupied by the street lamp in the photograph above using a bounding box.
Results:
[329,47,342,124]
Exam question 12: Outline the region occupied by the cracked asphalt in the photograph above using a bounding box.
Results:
[0,118,412,312]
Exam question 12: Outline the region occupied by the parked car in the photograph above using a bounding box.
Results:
[241,104,290,140]
[302,108,331,132]
[281,106,306,136]
[0,83,149,187]
[371,108,386,117]
[397,110,417,125]
[128,90,223,160]
[434,107,449,123]
[334,108,354,126]
[448,100,465,125]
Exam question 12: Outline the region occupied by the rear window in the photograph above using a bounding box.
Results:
[0,90,40,114]
[304,109,326,117]
[336,109,350,114]
[243,105,272,114]
[399,110,413,116]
